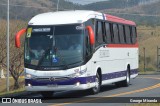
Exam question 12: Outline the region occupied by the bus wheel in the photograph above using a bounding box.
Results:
[90,73,101,94]
[123,68,130,87]
[40,91,54,98]
[115,68,130,87]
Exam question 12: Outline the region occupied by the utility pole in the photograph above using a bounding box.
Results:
[6,0,10,92]
[57,0,59,11]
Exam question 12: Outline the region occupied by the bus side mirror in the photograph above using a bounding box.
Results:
[86,26,95,45]
[15,28,26,48]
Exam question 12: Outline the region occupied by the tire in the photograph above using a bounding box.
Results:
[115,67,130,87]
[89,73,101,94]
[40,91,54,98]
[122,68,130,87]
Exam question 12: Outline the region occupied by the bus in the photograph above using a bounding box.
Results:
[15,10,138,97]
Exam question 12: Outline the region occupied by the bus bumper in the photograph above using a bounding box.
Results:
[25,76,95,91]
[25,83,94,91]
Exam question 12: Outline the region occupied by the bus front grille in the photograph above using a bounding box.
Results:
[34,77,71,82]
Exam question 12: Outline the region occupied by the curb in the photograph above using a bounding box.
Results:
[0,91,38,98]
[139,71,160,75]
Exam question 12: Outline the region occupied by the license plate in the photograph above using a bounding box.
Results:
[47,84,58,88]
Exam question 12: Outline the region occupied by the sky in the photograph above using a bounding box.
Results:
[66,0,108,5]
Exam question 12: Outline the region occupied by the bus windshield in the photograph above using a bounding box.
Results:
[24,24,84,70]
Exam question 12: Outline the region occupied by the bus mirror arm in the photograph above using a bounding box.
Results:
[86,26,95,45]
[15,28,27,48]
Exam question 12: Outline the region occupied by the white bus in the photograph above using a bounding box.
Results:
[15,10,138,97]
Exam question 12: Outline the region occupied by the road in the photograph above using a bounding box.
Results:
[1,75,160,106]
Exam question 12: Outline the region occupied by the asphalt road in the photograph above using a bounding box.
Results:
[1,75,160,106]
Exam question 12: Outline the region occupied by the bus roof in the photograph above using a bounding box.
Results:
[29,10,136,26]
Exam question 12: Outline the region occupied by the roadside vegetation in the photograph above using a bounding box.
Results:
[0,77,24,96]
[137,26,160,72]
[0,19,26,92]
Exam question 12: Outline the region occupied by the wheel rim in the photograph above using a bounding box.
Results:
[93,75,100,92]
[126,71,130,84]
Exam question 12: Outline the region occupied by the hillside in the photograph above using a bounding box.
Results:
[101,1,160,25]
[0,0,80,20]
[0,0,160,25]
[82,0,159,11]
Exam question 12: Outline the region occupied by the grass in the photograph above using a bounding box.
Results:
[0,88,25,97]
[0,77,25,96]
[137,26,160,72]
[138,71,159,75]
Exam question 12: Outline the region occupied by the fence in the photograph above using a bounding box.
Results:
[138,25,160,72]
[139,46,160,72]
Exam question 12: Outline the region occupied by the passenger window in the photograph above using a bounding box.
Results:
[118,25,125,44]
[125,26,131,44]
[96,21,104,45]
[132,27,137,44]
[105,23,112,44]
[113,24,119,44]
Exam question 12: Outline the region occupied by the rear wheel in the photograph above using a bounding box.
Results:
[115,67,130,87]
[89,73,101,94]
[122,68,130,87]
[40,91,54,98]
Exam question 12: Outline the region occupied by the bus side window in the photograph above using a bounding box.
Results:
[113,24,120,44]
[123,25,127,43]
[118,24,125,44]
[105,23,111,44]
[96,21,104,46]
[85,29,91,56]
[132,26,137,44]
[110,23,114,43]
[102,22,106,43]
[125,26,131,44]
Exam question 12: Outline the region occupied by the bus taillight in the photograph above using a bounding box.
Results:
[15,28,26,48]
[86,26,95,45]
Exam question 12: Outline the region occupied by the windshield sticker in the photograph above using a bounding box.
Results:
[53,57,58,63]
[76,25,84,30]
[32,28,51,32]
[52,55,58,63]
[26,28,32,38]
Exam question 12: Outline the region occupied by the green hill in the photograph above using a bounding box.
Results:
[0,0,80,20]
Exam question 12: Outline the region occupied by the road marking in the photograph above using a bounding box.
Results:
[49,77,160,106]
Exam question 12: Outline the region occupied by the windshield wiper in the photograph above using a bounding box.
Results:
[36,47,51,70]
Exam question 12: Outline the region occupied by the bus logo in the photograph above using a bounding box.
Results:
[50,77,55,81]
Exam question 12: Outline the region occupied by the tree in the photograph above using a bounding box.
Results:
[0,20,26,89]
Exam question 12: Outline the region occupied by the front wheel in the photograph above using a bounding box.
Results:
[89,73,101,94]
[40,91,54,98]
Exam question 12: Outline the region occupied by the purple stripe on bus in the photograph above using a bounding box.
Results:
[25,69,138,86]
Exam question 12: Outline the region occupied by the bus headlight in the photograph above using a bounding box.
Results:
[68,68,87,78]
[76,68,87,76]
[79,68,87,75]
[25,73,36,79]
